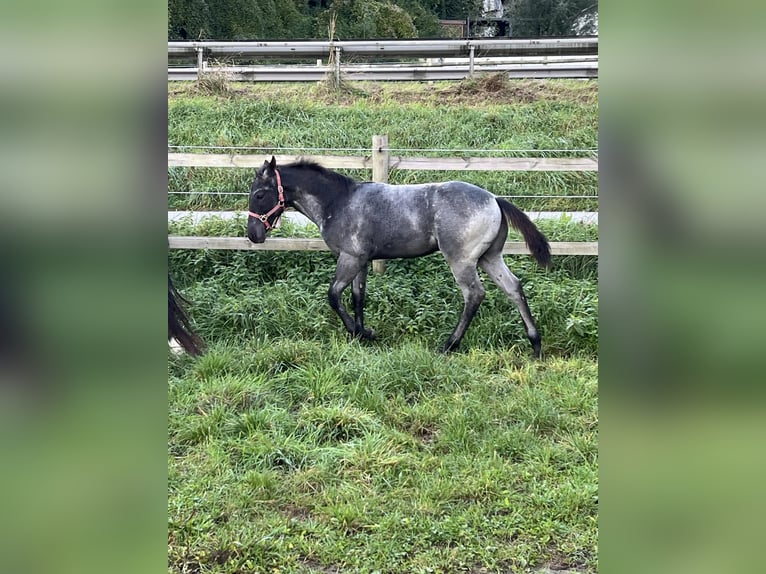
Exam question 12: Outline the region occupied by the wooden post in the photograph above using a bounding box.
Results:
[371,134,389,275]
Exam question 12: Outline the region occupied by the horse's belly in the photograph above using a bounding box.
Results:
[371,233,438,259]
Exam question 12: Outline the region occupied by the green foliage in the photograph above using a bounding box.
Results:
[508,0,597,37]
[168,0,313,40]
[168,0,599,41]
[439,0,483,19]
[317,0,418,39]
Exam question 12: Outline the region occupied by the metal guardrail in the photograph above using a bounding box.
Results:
[169,61,597,81]
[168,37,598,60]
[168,37,598,81]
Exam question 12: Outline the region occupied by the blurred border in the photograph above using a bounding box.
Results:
[2,1,765,572]
[601,1,766,573]
[0,2,167,573]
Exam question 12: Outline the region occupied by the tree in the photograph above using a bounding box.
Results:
[316,0,418,39]
[168,0,312,40]
[507,0,597,37]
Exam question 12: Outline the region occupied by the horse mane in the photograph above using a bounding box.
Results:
[285,159,357,192]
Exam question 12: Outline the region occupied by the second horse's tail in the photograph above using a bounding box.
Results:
[168,274,205,356]
[496,198,552,268]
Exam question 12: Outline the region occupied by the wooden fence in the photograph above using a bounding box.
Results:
[168,135,598,269]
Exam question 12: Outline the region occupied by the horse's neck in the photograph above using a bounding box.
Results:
[287,178,330,229]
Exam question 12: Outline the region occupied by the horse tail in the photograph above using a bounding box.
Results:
[168,274,205,356]
[496,198,552,268]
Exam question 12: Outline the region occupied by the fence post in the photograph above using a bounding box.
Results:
[469,45,475,77]
[371,134,389,275]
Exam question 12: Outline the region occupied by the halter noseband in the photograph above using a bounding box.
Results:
[248,170,285,231]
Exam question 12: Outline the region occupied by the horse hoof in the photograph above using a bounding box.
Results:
[352,327,376,341]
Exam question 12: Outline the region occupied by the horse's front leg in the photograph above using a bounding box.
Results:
[328,253,372,339]
[351,263,376,340]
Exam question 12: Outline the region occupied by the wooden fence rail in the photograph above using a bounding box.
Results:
[167,153,597,172]
[168,236,598,256]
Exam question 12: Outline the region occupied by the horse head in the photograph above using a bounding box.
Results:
[247,156,285,243]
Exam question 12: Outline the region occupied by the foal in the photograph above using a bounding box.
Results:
[247,157,551,356]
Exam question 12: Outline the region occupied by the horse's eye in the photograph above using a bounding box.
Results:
[255,191,264,201]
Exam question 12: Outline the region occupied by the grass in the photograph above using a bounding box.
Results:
[168,215,597,357]
[168,214,598,572]
[168,78,598,573]
[168,79,597,212]
[169,341,597,573]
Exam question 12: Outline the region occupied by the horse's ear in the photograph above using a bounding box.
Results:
[259,156,277,178]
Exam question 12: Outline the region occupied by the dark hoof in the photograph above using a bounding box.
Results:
[439,341,460,354]
[352,327,376,341]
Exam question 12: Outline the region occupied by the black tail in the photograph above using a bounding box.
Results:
[168,274,205,356]
[496,198,551,268]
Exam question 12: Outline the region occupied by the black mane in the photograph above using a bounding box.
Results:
[285,159,357,192]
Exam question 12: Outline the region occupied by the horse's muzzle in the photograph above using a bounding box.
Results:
[247,220,267,243]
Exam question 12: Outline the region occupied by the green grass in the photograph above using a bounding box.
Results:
[168,216,598,357]
[169,341,597,573]
[168,79,598,212]
[168,79,598,573]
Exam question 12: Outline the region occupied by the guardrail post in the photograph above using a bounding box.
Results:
[196,48,204,79]
[334,46,341,85]
[371,134,389,275]
[469,45,475,76]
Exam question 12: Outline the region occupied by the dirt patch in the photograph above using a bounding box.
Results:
[283,503,313,521]
[415,425,439,445]
[299,556,342,573]
[538,544,594,573]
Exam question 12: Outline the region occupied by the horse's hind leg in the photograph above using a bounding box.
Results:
[329,253,374,340]
[442,262,485,353]
[351,263,375,339]
[479,253,542,358]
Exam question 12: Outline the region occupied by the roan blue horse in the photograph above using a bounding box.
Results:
[247,157,551,356]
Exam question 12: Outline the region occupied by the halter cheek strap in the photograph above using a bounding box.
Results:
[248,170,285,231]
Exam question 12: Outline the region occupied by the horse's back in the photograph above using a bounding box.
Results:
[331,182,441,258]
[327,181,501,260]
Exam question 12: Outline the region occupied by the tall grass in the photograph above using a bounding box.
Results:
[169,216,597,357]
[168,80,598,212]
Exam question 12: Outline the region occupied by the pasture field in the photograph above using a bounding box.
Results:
[168,78,598,573]
[168,77,598,212]
[169,218,598,573]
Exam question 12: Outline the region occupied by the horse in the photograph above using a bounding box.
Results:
[247,157,551,357]
[168,273,205,356]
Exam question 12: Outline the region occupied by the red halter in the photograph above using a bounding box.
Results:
[248,170,285,231]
